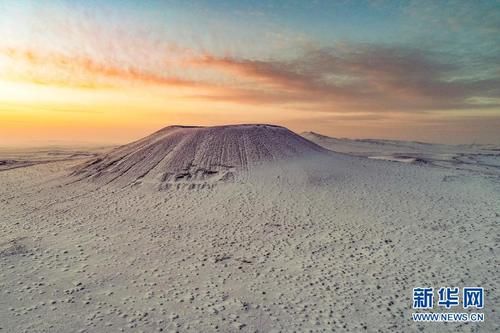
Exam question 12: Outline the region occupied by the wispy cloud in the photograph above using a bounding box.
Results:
[3,41,499,113]
[1,47,201,89]
[188,44,500,111]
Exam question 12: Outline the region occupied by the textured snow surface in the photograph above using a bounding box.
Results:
[74,125,328,187]
[1,154,499,332]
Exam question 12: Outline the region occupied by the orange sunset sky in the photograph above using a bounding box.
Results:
[1,1,499,146]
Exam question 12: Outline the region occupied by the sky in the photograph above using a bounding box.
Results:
[0,0,499,146]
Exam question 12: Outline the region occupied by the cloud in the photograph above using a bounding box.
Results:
[188,43,500,111]
[2,1,497,114]
[1,47,200,89]
[2,42,499,113]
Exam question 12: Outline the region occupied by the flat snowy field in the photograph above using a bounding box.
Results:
[0,137,499,332]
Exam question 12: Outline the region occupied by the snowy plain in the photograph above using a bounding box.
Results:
[0,125,499,332]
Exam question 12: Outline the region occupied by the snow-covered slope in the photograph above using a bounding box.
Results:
[73,124,328,187]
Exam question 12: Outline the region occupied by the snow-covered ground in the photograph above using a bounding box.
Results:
[1,125,499,332]
[0,146,110,172]
[302,131,500,176]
